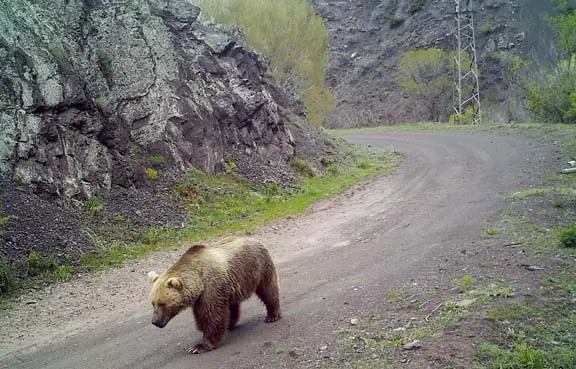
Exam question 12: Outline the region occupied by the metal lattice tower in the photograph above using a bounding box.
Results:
[454,0,481,124]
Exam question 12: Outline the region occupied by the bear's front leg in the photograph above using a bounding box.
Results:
[189,303,229,354]
[187,340,215,354]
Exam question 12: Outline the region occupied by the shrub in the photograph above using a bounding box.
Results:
[149,155,165,167]
[48,43,65,60]
[302,84,336,126]
[261,182,284,197]
[0,215,10,236]
[191,0,335,125]
[480,23,493,34]
[49,265,73,281]
[326,164,340,176]
[551,198,568,208]
[408,0,425,14]
[449,105,478,124]
[146,168,159,180]
[143,227,164,245]
[452,275,476,292]
[559,225,576,248]
[0,202,10,236]
[525,3,576,123]
[96,50,113,84]
[356,160,371,169]
[291,158,315,177]
[0,257,17,295]
[85,197,103,216]
[397,48,461,121]
[526,59,576,124]
[27,251,58,277]
[225,155,237,173]
[389,15,404,28]
[95,97,105,108]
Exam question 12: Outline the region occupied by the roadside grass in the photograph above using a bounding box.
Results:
[471,125,576,369]
[322,122,576,368]
[326,122,480,134]
[0,252,75,305]
[473,216,576,369]
[322,280,516,369]
[508,187,576,199]
[78,145,400,271]
[475,257,576,369]
[328,121,576,143]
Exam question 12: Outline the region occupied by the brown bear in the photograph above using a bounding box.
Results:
[147,236,281,354]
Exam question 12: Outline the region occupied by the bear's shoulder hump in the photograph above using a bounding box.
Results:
[183,244,206,256]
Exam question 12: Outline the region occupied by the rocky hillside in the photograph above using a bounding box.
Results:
[313,0,557,126]
[0,0,335,263]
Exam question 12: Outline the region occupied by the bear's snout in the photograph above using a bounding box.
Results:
[152,318,167,328]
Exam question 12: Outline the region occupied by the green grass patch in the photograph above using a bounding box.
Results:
[558,224,576,248]
[146,168,159,180]
[478,297,576,369]
[290,158,316,177]
[483,227,499,236]
[408,0,425,14]
[80,146,400,270]
[389,15,404,28]
[475,126,576,369]
[0,215,10,236]
[508,187,576,199]
[0,252,75,301]
[0,256,17,296]
[148,154,165,167]
[452,274,476,292]
[85,197,103,216]
[480,23,494,34]
[1,201,11,236]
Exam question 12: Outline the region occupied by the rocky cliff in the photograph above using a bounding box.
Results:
[313,0,556,126]
[0,0,334,262]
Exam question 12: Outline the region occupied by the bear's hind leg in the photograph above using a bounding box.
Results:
[256,268,281,323]
[228,303,240,330]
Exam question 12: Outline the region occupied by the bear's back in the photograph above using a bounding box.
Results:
[204,238,272,301]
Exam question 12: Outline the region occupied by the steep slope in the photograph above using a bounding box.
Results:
[313,0,556,126]
[0,0,335,263]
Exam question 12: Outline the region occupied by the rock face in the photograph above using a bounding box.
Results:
[312,0,556,126]
[0,0,306,201]
[0,0,342,264]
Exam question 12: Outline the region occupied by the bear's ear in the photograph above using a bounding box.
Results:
[166,277,183,290]
[148,271,160,283]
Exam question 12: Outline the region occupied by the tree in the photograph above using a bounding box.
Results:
[526,1,576,123]
[526,57,576,123]
[549,0,576,63]
[190,0,335,125]
[397,48,457,122]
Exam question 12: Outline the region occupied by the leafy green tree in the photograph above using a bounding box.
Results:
[526,1,576,123]
[397,48,457,122]
[527,58,576,123]
[191,0,335,125]
[549,0,576,63]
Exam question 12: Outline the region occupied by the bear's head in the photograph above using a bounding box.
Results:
[148,271,187,328]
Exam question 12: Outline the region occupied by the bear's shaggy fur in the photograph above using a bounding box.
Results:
[147,237,281,354]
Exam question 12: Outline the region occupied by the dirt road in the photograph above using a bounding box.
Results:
[0,131,538,369]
